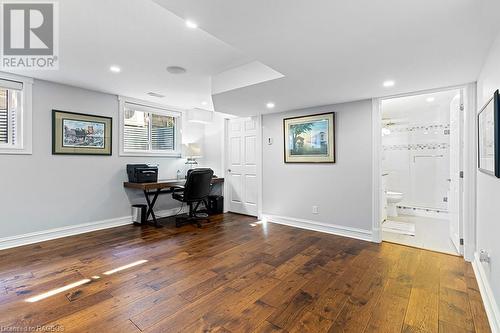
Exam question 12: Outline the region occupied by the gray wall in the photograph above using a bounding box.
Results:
[0,80,222,238]
[476,30,500,311]
[262,100,373,231]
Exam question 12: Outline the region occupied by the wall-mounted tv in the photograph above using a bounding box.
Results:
[478,89,500,177]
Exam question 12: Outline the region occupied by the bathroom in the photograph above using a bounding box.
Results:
[380,88,463,254]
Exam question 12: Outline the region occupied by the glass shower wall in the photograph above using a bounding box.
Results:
[383,119,450,211]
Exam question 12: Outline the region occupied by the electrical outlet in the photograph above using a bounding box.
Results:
[312,206,319,214]
[479,249,490,263]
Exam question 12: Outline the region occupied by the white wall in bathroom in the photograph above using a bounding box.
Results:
[382,91,456,211]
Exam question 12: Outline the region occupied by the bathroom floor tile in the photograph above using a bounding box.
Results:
[382,215,459,255]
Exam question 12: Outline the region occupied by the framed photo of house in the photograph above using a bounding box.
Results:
[52,110,112,155]
[283,112,335,163]
[478,90,500,177]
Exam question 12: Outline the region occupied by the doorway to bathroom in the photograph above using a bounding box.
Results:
[378,87,465,255]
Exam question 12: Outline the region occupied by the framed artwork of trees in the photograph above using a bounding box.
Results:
[283,112,335,163]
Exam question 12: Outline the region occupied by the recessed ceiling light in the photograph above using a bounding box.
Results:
[185,20,198,29]
[383,80,395,87]
[266,102,275,109]
[109,65,121,73]
[167,66,187,74]
[201,101,208,106]
[426,97,435,102]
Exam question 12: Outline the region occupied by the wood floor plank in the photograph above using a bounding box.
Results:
[288,311,333,333]
[329,257,388,333]
[130,295,189,330]
[364,293,408,333]
[258,272,308,308]
[308,259,368,321]
[465,265,491,333]
[254,320,288,332]
[222,300,276,332]
[403,251,441,333]
[0,213,490,333]
[439,286,475,332]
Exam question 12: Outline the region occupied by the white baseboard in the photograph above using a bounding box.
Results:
[261,214,373,242]
[472,253,500,333]
[0,206,186,251]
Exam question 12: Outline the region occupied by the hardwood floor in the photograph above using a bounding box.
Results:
[0,213,491,333]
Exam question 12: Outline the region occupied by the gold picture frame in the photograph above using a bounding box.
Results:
[52,110,112,155]
[284,112,335,163]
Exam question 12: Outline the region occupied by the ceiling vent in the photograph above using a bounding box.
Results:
[147,92,165,98]
[166,66,187,74]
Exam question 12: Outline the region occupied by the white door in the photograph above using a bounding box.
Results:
[226,117,259,216]
[449,91,464,254]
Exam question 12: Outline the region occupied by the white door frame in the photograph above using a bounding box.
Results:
[223,115,263,217]
[371,83,477,261]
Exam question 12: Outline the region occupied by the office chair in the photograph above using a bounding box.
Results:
[171,168,214,227]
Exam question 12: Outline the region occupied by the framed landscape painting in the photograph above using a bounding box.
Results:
[284,112,335,163]
[52,110,112,155]
[478,90,500,177]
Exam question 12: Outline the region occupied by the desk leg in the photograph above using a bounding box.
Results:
[144,189,162,228]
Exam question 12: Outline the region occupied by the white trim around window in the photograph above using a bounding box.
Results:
[118,96,183,157]
[0,72,33,155]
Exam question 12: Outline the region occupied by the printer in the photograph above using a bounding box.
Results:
[126,164,158,183]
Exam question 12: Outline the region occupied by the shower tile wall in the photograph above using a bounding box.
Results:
[383,120,450,211]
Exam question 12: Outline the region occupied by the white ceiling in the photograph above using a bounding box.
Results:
[5,0,255,110]
[155,0,500,116]
[211,61,284,95]
[382,89,460,121]
[4,0,500,116]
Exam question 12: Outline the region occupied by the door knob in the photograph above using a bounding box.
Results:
[227,169,232,172]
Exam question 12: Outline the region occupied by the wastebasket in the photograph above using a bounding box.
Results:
[132,204,147,224]
[208,195,223,214]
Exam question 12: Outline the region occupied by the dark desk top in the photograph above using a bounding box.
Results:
[124,177,224,191]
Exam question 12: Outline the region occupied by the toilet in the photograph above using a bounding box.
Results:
[386,191,403,217]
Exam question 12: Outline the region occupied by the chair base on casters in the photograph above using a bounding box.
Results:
[175,202,209,228]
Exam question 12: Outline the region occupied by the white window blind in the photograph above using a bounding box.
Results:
[0,79,22,146]
[0,89,7,143]
[122,102,180,155]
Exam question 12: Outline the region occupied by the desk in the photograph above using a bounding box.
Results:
[124,178,224,227]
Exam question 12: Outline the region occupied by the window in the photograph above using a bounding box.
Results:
[120,98,181,156]
[0,75,33,155]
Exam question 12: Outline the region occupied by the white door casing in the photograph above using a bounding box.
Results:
[226,117,259,216]
[373,84,472,256]
[449,91,464,254]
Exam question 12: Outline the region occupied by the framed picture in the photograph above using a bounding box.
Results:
[478,89,500,177]
[52,110,112,155]
[284,112,335,163]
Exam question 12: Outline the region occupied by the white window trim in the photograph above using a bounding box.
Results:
[0,72,33,155]
[118,96,183,157]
